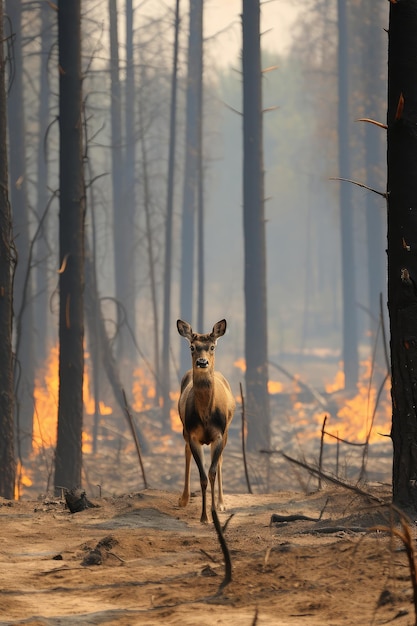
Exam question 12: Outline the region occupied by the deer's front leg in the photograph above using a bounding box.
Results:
[179,441,192,508]
[217,453,225,511]
[209,436,224,513]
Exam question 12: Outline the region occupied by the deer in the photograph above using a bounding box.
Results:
[177,319,236,523]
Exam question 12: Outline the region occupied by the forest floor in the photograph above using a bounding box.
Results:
[5,360,400,625]
[1,481,416,626]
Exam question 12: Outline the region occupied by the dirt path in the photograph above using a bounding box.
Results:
[0,486,413,625]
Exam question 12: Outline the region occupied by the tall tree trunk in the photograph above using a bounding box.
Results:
[242,0,270,452]
[110,0,134,369]
[34,1,54,367]
[123,0,136,371]
[6,0,35,459]
[85,156,104,455]
[387,0,417,511]
[0,0,15,499]
[179,0,203,374]
[337,0,359,390]
[161,0,180,430]
[54,0,85,492]
[196,9,204,334]
[138,81,160,404]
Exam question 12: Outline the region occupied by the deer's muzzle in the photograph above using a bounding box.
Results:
[196,357,209,368]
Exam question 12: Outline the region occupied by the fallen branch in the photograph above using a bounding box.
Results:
[270,513,321,524]
[260,449,385,504]
[301,525,368,535]
[270,497,328,525]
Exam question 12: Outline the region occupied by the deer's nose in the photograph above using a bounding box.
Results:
[196,357,209,368]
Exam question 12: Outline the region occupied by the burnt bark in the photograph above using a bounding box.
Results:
[54,0,85,492]
[387,0,417,510]
[34,2,54,367]
[6,0,35,458]
[0,1,15,499]
[242,0,270,451]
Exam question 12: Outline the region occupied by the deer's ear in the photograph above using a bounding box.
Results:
[211,319,227,339]
[177,319,193,342]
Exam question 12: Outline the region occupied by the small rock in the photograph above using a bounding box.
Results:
[201,565,217,577]
[81,549,102,566]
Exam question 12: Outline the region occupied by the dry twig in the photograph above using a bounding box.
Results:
[374,506,417,625]
[261,450,385,504]
[211,506,232,592]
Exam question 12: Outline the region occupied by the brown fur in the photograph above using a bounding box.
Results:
[177,319,235,523]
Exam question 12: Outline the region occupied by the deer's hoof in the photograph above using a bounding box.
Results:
[218,502,226,512]
[200,515,209,524]
[178,495,189,508]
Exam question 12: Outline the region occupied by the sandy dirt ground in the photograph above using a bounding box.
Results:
[0,482,416,626]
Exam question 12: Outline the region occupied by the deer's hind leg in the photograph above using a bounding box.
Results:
[216,429,229,510]
[189,438,209,523]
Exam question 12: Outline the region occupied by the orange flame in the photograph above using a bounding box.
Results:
[325,366,345,394]
[234,357,246,373]
[33,344,113,453]
[131,366,157,412]
[317,360,391,443]
[33,344,59,452]
[268,379,284,394]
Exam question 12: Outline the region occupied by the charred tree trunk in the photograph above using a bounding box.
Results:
[161,0,180,430]
[54,0,85,492]
[388,0,417,511]
[34,1,54,367]
[242,0,270,452]
[6,0,35,459]
[0,1,15,499]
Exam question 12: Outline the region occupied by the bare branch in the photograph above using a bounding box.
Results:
[356,117,387,130]
[329,177,387,198]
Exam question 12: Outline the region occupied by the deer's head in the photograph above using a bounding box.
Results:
[177,319,227,374]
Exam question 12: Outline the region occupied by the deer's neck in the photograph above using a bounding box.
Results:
[193,371,215,416]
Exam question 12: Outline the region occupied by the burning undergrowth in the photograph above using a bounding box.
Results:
[17,349,393,500]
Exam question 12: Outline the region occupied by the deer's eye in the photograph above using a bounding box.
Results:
[190,345,195,352]
[210,345,215,351]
